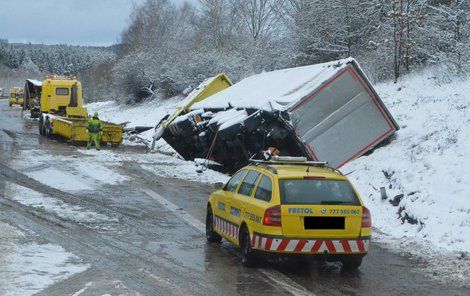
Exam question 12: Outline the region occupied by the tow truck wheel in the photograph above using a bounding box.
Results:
[39,116,46,136]
[206,206,222,243]
[341,255,363,270]
[240,226,259,267]
[45,118,52,138]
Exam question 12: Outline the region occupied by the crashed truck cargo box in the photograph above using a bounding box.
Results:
[161,58,399,172]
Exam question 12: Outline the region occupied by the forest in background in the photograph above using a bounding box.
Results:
[1,0,468,103]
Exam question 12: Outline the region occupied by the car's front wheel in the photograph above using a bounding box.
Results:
[341,255,363,270]
[240,226,258,267]
[206,206,222,243]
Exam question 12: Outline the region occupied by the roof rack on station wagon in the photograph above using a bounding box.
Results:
[249,156,343,175]
[250,156,327,166]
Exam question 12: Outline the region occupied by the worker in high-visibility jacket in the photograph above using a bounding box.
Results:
[87,112,103,150]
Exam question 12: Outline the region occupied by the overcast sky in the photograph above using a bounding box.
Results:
[0,0,197,46]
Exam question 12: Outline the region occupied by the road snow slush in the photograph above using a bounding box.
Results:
[0,161,312,295]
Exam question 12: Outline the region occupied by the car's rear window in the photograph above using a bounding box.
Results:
[279,179,360,205]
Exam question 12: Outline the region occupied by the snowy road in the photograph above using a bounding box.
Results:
[0,102,468,295]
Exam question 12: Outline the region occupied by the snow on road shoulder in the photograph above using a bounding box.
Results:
[4,182,118,225]
[343,70,469,255]
[85,97,231,184]
[14,149,128,192]
[86,98,181,145]
[27,167,93,192]
[0,221,88,296]
[81,148,230,184]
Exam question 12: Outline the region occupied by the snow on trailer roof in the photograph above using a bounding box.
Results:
[26,79,43,86]
[191,58,357,111]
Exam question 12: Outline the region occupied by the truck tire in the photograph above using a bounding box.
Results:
[38,116,44,136]
[244,111,266,132]
[218,123,244,141]
[176,118,197,137]
[45,118,52,138]
[31,108,41,119]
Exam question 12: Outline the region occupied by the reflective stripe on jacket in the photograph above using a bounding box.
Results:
[87,118,103,133]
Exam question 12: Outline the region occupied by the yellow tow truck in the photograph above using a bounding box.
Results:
[38,75,123,146]
[9,87,24,107]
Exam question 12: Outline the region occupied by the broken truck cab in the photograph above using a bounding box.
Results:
[159,58,399,173]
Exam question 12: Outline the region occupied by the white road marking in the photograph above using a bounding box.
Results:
[142,188,315,296]
[71,282,93,296]
[142,188,206,232]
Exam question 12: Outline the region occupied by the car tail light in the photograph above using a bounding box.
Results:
[263,205,281,227]
[361,206,371,227]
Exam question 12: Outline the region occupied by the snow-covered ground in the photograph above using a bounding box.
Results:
[87,97,181,148]
[88,69,469,281]
[4,183,118,225]
[0,221,88,296]
[343,70,470,254]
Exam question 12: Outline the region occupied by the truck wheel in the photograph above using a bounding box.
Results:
[341,255,363,270]
[206,206,222,243]
[31,108,41,119]
[240,226,258,267]
[45,118,52,138]
[38,116,44,136]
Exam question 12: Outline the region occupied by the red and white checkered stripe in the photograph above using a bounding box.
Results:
[213,216,239,240]
[251,234,370,254]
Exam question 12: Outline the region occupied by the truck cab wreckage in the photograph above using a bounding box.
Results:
[154,58,399,173]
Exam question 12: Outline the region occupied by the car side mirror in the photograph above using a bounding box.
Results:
[212,182,224,190]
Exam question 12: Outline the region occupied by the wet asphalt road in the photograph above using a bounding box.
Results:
[0,100,468,295]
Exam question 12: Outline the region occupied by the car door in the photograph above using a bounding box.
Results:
[230,170,261,237]
[212,169,247,241]
[249,174,274,234]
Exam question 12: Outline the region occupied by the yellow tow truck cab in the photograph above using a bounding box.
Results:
[206,157,371,268]
[38,75,122,146]
[40,75,87,117]
[9,87,24,107]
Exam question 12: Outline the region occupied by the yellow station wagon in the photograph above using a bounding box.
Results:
[206,157,371,269]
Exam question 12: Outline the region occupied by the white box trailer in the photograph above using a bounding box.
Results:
[190,58,398,169]
[158,58,398,173]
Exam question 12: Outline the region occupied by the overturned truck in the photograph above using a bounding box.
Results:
[156,58,399,173]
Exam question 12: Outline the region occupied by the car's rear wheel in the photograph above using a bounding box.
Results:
[240,226,258,267]
[341,255,363,270]
[206,206,222,243]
